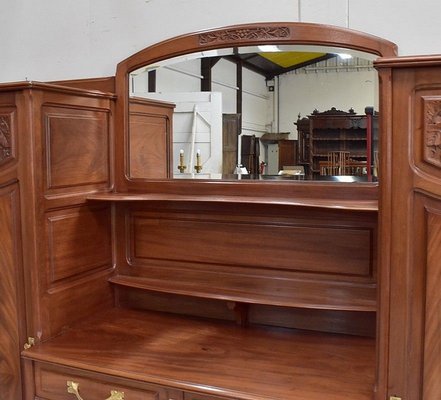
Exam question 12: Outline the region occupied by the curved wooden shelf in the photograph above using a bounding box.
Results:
[86,192,378,211]
[109,274,377,312]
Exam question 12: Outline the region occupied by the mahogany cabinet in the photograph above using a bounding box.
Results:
[1,22,440,400]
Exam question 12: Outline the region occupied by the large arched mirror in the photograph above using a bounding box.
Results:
[115,22,397,190]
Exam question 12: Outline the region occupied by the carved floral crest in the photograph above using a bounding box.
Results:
[199,27,290,44]
[0,115,12,163]
[424,99,441,167]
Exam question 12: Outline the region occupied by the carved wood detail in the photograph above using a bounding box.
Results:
[0,113,13,164]
[199,26,290,44]
[424,98,441,167]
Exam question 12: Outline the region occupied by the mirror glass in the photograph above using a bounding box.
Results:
[129,44,378,182]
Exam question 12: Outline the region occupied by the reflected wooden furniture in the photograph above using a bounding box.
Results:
[320,157,367,176]
[3,21,440,400]
[325,151,350,175]
[296,108,377,179]
[222,114,240,175]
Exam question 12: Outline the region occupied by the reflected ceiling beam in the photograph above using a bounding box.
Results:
[236,58,242,132]
[148,70,156,92]
[226,55,268,78]
[226,53,337,80]
[201,57,221,91]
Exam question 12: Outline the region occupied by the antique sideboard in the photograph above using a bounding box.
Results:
[1,22,440,400]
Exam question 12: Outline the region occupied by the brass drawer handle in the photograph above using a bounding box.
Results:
[67,381,125,400]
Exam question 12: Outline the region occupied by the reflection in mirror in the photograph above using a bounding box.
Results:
[129,45,378,181]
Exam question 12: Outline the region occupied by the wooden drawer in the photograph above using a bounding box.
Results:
[34,362,183,400]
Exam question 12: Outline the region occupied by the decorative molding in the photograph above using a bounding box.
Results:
[424,98,441,167]
[312,107,356,116]
[0,115,12,164]
[199,26,290,44]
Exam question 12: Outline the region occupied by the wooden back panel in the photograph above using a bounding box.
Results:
[115,200,378,327]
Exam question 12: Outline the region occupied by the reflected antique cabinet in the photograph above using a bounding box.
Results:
[0,22,440,400]
[296,108,378,179]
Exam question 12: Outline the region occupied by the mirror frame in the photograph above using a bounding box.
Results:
[114,22,397,197]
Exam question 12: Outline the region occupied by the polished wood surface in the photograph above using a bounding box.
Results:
[35,363,172,400]
[110,274,376,311]
[128,97,174,179]
[111,200,377,314]
[42,104,110,192]
[0,182,25,400]
[375,56,441,399]
[51,76,116,93]
[0,82,116,347]
[87,191,378,211]
[24,307,376,400]
[7,23,441,400]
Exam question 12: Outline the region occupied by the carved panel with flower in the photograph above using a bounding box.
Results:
[424,98,441,168]
[0,114,12,164]
[424,99,441,167]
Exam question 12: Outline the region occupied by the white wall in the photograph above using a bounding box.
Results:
[1,0,441,83]
[279,69,378,137]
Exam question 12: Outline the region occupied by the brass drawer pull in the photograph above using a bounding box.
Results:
[67,381,125,400]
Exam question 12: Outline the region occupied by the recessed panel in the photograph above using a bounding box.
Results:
[46,206,112,284]
[43,105,110,191]
[129,113,169,179]
[129,211,373,278]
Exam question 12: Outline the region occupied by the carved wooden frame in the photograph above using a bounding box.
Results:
[114,22,398,194]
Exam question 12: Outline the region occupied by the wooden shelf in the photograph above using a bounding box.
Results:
[86,192,378,212]
[109,274,377,312]
[23,307,377,400]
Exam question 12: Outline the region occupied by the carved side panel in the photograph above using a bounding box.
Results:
[43,105,110,193]
[423,97,441,167]
[0,108,16,166]
[0,182,23,400]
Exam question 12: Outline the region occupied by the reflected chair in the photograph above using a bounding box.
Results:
[326,151,351,175]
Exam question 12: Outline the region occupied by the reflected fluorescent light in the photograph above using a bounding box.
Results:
[335,176,356,182]
[337,53,352,60]
[258,45,280,52]
[201,50,219,57]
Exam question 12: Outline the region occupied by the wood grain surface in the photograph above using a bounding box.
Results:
[24,307,376,400]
